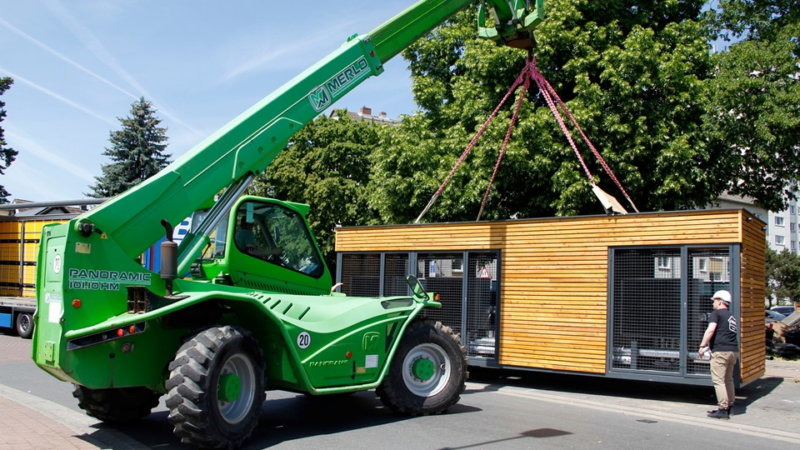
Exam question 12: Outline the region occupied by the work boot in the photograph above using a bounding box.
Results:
[707,408,730,420]
[707,405,733,415]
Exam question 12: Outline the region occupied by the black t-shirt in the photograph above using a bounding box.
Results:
[709,308,738,352]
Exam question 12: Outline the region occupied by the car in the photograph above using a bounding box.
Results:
[771,306,797,317]
[766,310,787,324]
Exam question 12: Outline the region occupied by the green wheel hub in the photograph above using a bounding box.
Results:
[218,373,242,402]
[412,357,436,381]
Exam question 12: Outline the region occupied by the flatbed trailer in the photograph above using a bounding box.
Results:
[0,296,36,338]
[0,199,105,338]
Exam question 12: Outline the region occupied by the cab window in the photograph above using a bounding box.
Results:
[199,215,228,259]
[234,202,323,278]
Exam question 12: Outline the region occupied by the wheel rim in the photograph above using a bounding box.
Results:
[217,353,256,424]
[19,315,31,333]
[402,343,450,397]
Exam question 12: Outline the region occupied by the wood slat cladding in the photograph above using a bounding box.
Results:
[740,212,767,385]
[337,209,766,382]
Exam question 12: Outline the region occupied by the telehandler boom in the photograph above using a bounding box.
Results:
[32,1,545,449]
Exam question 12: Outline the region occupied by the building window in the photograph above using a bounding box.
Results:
[791,206,796,214]
[698,258,708,272]
[792,241,797,251]
[776,235,785,245]
[792,223,797,233]
[776,216,785,226]
[657,256,671,270]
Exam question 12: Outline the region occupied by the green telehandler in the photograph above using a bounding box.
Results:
[32,1,546,448]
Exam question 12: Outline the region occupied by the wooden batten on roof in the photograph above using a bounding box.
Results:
[335,209,766,385]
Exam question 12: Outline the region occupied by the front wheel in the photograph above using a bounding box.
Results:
[166,325,265,450]
[377,319,467,416]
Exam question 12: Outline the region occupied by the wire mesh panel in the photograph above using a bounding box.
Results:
[383,253,410,296]
[340,253,380,297]
[687,248,731,375]
[611,248,682,373]
[418,253,463,336]
[466,252,498,358]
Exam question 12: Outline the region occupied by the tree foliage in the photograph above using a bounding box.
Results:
[88,97,170,198]
[249,112,381,271]
[369,0,717,223]
[0,77,18,203]
[704,1,800,212]
[766,247,800,305]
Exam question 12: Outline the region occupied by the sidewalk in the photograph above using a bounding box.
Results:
[0,394,96,450]
[765,358,800,380]
[0,385,147,450]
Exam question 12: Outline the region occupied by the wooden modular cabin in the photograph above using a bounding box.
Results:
[335,209,766,386]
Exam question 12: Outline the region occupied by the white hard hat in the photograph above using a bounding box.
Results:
[712,290,731,304]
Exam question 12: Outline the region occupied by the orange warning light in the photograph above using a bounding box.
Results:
[72,299,82,308]
[346,351,352,359]
[129,325,136,334]
[435,293,441,302]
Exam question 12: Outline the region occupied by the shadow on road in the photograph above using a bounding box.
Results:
[91,390,482,450]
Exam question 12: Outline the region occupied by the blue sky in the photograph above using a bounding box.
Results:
[0,0,418,201]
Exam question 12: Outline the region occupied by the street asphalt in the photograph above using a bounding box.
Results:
[1,331,799,449]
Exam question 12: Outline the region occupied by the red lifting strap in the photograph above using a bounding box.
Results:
[527,57,639,213]
[414,63,530,224]
[414,55,638,224]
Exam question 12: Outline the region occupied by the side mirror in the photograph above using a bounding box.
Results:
[405,275,428,300]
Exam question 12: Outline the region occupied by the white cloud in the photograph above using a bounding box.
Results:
[6,130,97,183]
[0,67,116,125]
[41,0,204,138]
[217,20,359,84]
[0,15,138,100]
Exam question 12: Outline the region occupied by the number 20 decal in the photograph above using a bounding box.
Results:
[297,331,311,349]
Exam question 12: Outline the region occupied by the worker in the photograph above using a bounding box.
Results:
[699,290,739,420]
[235,217,282,259]
[235,218,257,251]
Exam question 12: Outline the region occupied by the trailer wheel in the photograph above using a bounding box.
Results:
[377,319,467,416]
[166,325,265,450]
[73,385,160,424]
[15,312,34,339]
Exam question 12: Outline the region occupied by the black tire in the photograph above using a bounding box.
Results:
[15,312,33,339]
[73,385,160,424]
[166,325,265,450]
[377,319,467,416]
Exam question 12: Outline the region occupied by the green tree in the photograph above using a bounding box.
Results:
[0,77,18,203]
[370,1,717,223]
[765,247,800,306]
[88,97,170,197]
[249,111,381,271]
[704,1,800,212]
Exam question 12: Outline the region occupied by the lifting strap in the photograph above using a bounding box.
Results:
[528,57,639,213]
[414,62,531,224]
[414,55,638,224]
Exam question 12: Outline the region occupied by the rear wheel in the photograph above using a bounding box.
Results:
[15,312,33,339]
[377,319,467,416]
[73,385,160,424]
[166,325,265,450]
